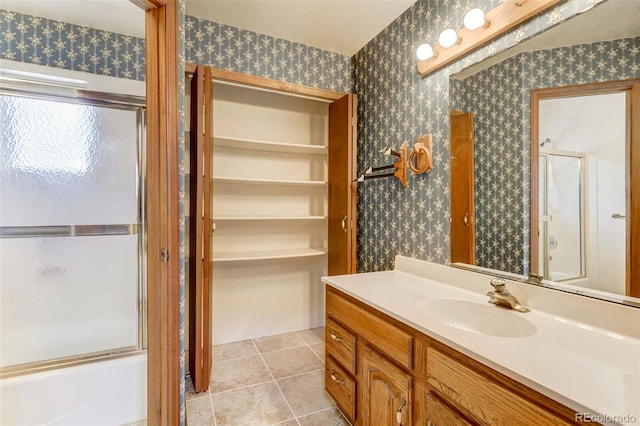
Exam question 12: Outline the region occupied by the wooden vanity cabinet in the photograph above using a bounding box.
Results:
[325,286,587,426]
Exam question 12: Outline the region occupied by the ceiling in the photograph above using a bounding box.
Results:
[185,0,416,56]
[453,0,640,79]
[0,0,416,56]
[0,1,145,38]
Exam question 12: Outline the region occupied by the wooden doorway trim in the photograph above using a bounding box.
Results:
[131,0,181,424]
[530,78,640,298]
[188,65,213,391]
[185,62,344,101]
[328,94,358,275]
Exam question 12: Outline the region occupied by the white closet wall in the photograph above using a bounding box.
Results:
[211,84,329,344]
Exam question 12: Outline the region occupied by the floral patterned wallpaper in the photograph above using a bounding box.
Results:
[0,9,145,80]
[450,36,640,275]
[353,0,608,273]
[177,1,187,424]
[184,15,351,93]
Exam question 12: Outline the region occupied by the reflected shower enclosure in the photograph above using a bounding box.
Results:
[537,92,627,295]
[0,82,146,373]
[538,152,585,282]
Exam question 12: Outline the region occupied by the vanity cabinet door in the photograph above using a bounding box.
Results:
[362,345,412,425]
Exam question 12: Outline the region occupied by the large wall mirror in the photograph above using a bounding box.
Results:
[448,0,640,306]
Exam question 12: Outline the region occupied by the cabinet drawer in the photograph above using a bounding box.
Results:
[426,348,570,426]
[327,289,413,369]
[326,318,356,374]
[326,355,356,422]
[426,391,474,426]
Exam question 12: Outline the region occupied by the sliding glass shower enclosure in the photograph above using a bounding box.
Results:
[0,79,146,374]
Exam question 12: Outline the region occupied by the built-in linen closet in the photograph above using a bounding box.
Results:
[185,65,356,391]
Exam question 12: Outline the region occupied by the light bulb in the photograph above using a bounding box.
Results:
[463,8,486,30]
[416,43,434,60]
[438,29,459,48]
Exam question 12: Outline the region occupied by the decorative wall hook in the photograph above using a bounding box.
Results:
[409,134,433,174]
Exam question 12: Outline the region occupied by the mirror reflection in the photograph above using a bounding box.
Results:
[449,0,639,301]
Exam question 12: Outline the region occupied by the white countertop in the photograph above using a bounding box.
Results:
[322,261,640,426]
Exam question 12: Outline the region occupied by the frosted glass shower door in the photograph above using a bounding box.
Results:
[0,90,145,369]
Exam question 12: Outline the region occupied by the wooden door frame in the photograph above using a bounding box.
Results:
[186,63,344,101]
[450,110,476,265]
[131,0,180,423]
[530,78,640,298]
[187,65,213,391]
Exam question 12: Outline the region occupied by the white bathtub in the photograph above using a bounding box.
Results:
[550,271,590,288]
[0,354,146,426]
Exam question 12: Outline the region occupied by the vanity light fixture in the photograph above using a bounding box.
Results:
[416,0,561,76]
[438,29,460,48]
[463,8,488,30]
[416,43,435,60]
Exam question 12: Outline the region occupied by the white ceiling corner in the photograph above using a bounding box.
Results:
[0,0,145,38]
[0,0,416,56]
[185,0,417,56]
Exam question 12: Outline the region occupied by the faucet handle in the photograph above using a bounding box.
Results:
[528,273,544,284]
[490,278,507,293]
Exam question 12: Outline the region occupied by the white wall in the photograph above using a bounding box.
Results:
[539,92,626,294]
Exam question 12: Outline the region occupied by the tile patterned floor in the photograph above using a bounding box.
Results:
[186,328,350,426]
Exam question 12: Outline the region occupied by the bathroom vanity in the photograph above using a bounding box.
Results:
[323,256,640,425]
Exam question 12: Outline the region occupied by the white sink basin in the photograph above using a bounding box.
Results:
[418,299,538,338]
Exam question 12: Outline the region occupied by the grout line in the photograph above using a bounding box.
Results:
[294,330,325,363]
[294,406,339,421]
[251,339,301,426]
[275,368,325,382]
[208,392,218,426]
[269,419,297,426]
[254,342,308,355]
[211,352,262,363]
[186,392,210,402]
[210,378,276,396]
[307,342,324,363]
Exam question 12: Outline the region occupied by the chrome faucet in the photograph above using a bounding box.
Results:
[487,278,530,313]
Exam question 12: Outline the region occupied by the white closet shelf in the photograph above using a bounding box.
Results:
[213,177,327,186]
[213,248,326,262]
[214,216,326,221]
[214,136,327,155]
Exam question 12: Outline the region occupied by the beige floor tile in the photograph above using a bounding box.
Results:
[212,382,294,426]
[186,395,215,426]
[214,339,258,361]
[262,346,324,379]
[297,407,350,425]
[210,355,272,393]
[186,375,210,400]
[296,327,324,345]
[277,370,334,417]
[308,342,324,363]
[253,332,306,353]
[273,420,299,426]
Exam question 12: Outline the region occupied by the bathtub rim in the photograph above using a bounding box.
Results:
[0,348,145,379]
